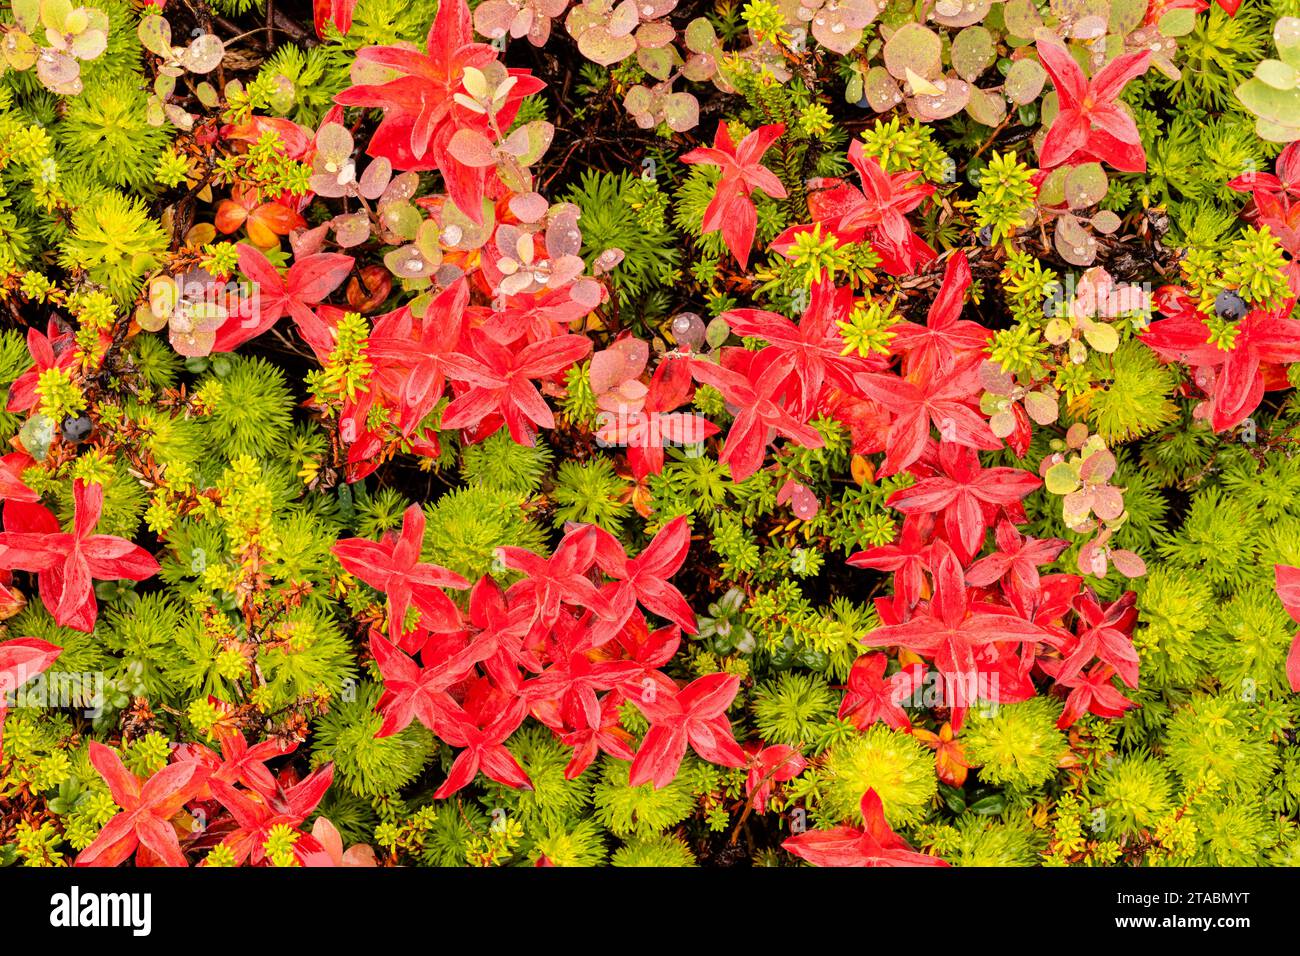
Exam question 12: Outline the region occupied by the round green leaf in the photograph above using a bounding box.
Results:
[951,26,995,82]
[1045,461,1080,495]
[1064,162,1108,209]
[883,23,942,80]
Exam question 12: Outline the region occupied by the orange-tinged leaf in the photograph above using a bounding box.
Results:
[246,202,307,248]
[851,453,875,486]
[214,199,248,234]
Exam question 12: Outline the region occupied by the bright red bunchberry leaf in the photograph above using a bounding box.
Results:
[690,349,823,482]
[782,789,948,867]
[524,641,641,737]
[554,690,636,780]
[1141,290,1300,431]
[213,243,354,352]
[592,515,697,638]
[848,513,934,609]
[313,0,357,37]
[0,479,159,632]
[868,539,1054,709]
[211,729,297,799]
[432,678,533,798]
[744,743,806,812]
[0,452,38,504]
[442,330,593,446]
[887,252,989,381]
[1036,40,1151,173]
[7,323,76,414]
[369,631,478,737]
[1052,589,1139,688]
[628,671,745,789]
[680,122,788,267]
[854,367,1000,478]
[365,281,468,436]
[208,763,335,866]
[0,637,60,760]
[964,519,1068,608]
[886,444,1043,563]
[462,575,543,692]
[333,0,542,217]
[77,743,211,867]
[497,524,617,638]
[772,141,935,276]
[595,353,719,481]
[331,504,470,639]
[1228,141,1300,204]
[838,653,923,732]
[723,280,880,417]
[1047,662,1136,728]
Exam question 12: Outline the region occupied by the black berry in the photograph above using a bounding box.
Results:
[1214,289,1248,322]
[61,414,93,444]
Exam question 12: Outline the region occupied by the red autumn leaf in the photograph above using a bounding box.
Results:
[442,330,593,445]
[594,354,718,481]
[680,122,787,268]
[690,349,824,482]
[628,671,746,789]
[524,639,641,737]
[366,279,468,436]
[211,729,297,798]
[838,653,923,732]
[772,141,936,276]
[496,523,617,639]
[855,367,1001,478]
[848,513,935,609]
[313,0,357,37]
[367,631,467,736]
[331,504,470,639]
[1036,39,1151,173]
[310,816,379,867]
[1228,141,1300,204]
[744,743,806,812]
[0,452,39,504]
[886,443,1043,563]
[333,0,543,217]
[964,519,1068,608]
[208,763,335,866]
[1046,662,1136,728]
[555,691,636,780]
[0,479,158,632]
[214,186,306,248]
[868,539,1055,707]
[782,789,948,867]
[213,243,354,352]
[7,323,76,414]
[432,678,533,798]
[723,280,881,417]
[1142,295,1300,431]
[592,515,697,637]
[76,743,211,867]
[460,575,543,692]
[0,637,60,760]
[1051,589,1140,689]
[1275,564,1300,692]
[887,252,989,380]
